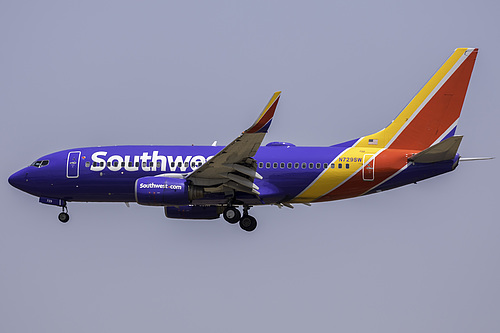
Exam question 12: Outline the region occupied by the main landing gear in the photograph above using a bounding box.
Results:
[223,205,257,232]
[58,206,70,223]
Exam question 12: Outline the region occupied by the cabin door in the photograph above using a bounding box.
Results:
[66,151,81,178]
[362,154,375,181]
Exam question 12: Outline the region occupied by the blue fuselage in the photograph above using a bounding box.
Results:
[8,144,458,206]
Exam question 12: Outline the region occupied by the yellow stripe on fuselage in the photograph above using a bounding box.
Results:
[292,147,381,203]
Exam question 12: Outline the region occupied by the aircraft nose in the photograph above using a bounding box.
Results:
[8,169,27,190]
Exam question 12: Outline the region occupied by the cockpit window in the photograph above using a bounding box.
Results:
[30,160,49,168]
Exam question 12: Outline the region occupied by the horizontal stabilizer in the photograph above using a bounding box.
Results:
[408,136,463,163]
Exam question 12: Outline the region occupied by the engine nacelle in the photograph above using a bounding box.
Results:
[165,206,223,220]
[135,177,203,206]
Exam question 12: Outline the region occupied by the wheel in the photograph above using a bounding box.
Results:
[58,212,70,223]
[223,206,241,224]
[239,215,257,232]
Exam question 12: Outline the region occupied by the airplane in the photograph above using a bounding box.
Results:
[8,47,490,232]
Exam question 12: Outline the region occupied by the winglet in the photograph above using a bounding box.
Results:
[245,91,281,134]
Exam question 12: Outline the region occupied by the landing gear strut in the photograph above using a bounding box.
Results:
[239,205,257,232]
[58,206,69,223]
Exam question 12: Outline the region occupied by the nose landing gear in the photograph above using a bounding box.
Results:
[58,206,70,223]
[38,197,70,223]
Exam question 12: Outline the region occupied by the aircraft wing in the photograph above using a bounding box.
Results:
[187,91,281,196]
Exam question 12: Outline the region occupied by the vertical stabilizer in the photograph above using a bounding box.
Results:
[356,48,478,150]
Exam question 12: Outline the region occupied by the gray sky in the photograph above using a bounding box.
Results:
[1,1,498,332]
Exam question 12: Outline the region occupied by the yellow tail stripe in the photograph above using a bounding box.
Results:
[355,48,468,149]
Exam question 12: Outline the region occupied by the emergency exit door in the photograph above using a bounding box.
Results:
[362,154,375,181]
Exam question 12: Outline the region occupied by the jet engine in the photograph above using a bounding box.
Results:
[135,177,204,206]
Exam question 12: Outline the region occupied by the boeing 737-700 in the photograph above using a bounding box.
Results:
[9,48,488,231]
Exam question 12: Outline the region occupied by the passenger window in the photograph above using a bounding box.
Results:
[273,162,278,169]
[280,162,285,169]
[258,162,263,168]
[150,162,154,167]
[128,162,133,167]
[316,163,321,169]
[287,162,292,169]
[331,163,335,169]
[346,163,350,169]
[135,162,139,167]
[100,162,104,167]
[158,162,162,168]
[323,163,328,169]
[107,162,111,167]
[184,162,188,167]
[294,162,299,169]
[85,161,90,167]
[171,162,175,167]
[266,162,271,168]
[93,162,97,167]
[121,162,125,167]
[309,163,313,169]
[113,161,118,167]
[338,163,342,169]
[301,163,306,169]
[143,162,147,167]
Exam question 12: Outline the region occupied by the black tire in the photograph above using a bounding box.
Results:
[58,212,70,223]
[223,207,241,224]
[239,215,257,232]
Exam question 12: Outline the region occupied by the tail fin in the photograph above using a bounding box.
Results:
[357,48,478,150]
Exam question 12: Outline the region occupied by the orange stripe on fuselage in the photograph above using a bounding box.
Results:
[314,149,411,202]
